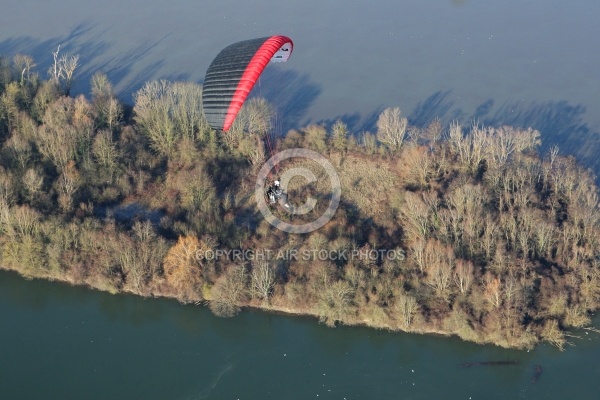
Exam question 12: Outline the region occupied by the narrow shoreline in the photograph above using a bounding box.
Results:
[1,265,529,351]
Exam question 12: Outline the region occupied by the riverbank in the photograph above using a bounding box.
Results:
[0,264,545,351]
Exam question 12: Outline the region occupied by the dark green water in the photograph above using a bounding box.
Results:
[1,271,599,399]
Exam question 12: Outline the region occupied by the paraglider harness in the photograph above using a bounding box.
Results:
[266,179,284,205]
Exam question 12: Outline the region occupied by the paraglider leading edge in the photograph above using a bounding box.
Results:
[202,35,294,132]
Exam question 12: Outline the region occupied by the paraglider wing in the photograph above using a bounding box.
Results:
[202,35,294,132]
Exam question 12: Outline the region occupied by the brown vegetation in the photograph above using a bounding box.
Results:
[1,51,599,351]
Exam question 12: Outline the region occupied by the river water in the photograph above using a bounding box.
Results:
[1,270,599,399]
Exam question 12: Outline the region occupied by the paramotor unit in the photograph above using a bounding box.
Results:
[266,179,284,205]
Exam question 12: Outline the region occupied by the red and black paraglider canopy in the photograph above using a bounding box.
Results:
[202,35,294,132]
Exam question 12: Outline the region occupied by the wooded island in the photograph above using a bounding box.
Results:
[1,51,598,350]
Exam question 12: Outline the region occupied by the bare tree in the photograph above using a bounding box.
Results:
[92,130,120,181]
[91,72,122,131]
[1,82,22,131]
[49,46,61,85]
[453,259,474,295]
[209,264,248,317]
[330,119,349,152]
[0,172,15,207]
[13,54,36,85]
[376,107,407,151]
[502,273,522,309]
[448,122,491,172]
[238,97,274,136]
[251,260,275,303]
[424,239,454,297]
[91,71,112,99]
[484,126,524,168]
[481,216,498,260]
[134,80,208,157]
[61,53,79,96]
[35,96,94,173]
[448,121,468,166]
[400,191,431,239]
[424,117,443,150]
[541,319,566,350]
[317,279,355,327]
[133,80,176,156]
[5,121,34,169]
[534,219,556,259]
[245,134,266,168]
[56,161,80,212]
[360,132,377,154]
[394,292,418,328]
[22,168,44,202]
[564,305,591,328]
[468,123,488,172]
[401,146,432,187]
[5,205,41,238]
[483,273,502,309]
[48,45,80,95]
[114,222,167,293]
[170,81,206,140]
[37,124,78,173]
[447,183,486,253]
[438,208,462,249]
[132,220,164,280]
[303,124,328,153]
[105,98,123,132]
[119,237,145,291]
[409,237,426,274]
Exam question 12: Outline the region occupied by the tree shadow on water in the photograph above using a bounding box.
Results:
[479,99,600,175]
[0,23,95,69]
[315,108,382,136]
[408,89,465,128]
[85,35,173,103]
[0,22,171,103]
[316,90,462,137]
[250,67,322,135]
